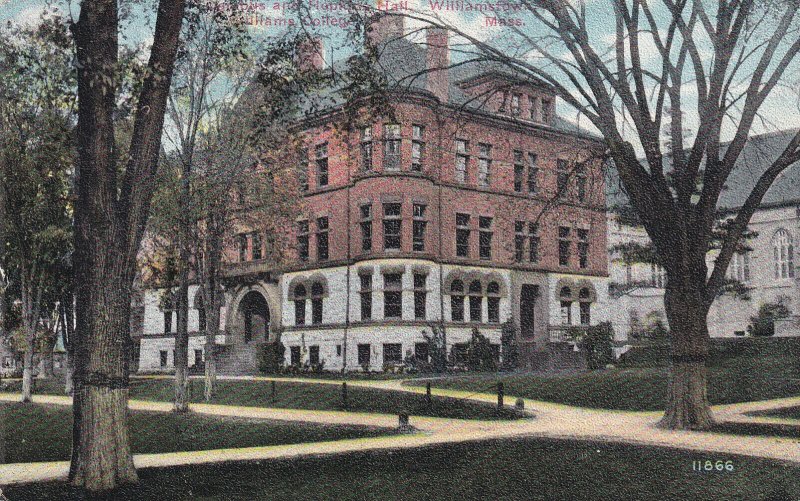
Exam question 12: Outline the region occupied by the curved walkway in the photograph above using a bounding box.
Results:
[0,378,798,487]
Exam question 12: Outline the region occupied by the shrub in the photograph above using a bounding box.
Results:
[500,320,519,371]
[465,327,498,372]
[575,322,614,370]
[422,325,447,373]
[748,300,791,337]
[257,340,286,374]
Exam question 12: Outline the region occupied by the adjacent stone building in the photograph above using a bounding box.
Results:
[136,16,609,373]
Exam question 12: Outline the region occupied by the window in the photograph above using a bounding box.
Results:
[336,344,342,356]
[361,127,373,171]
[238,233,248,262]
[455,139,468,183]
[194,349,203,366]
[411,125,424,172]
[160,350,168,368]
[384,124,401,170]
[316,217,329,261]
[414,342,429,362]
[651,263,666,287]
[455,213,471,257]
[576,164,587,202]
[558,226,571,267]
[360,273,373,321]
[383,343,402,364]
[529,95,539,121]
[560,287,572,325]
[773,229,795,279]
[290,346,301,366]
[479,216,493,260]
[298,147,309,192]
[728,252,751,282]
[309,345,320,365]
[514,221,525,262]
[311,282,324,324]
[577,228,589,269]
[487,281,500,323]
[579,288,591,325]
[413,273,427,320]
[357,344,371,366]
[163,296,174,333]
[528,223,540,263]
[542,98,552,123]
[383,203,402,250]
[315,143,328,187]
[468,280,482,322]
[197,298,207,332]
[477,143,491,187]
[511,93,521,115]
[528,154,538,193]
[294,284,307,325]
[450,279,465,321]
[513,150,524,192]
[297,220,309,262]
[251,232,263,260]
[413,204,427,252]
[384,273,403,319]
[557,159,569,197]
[360,204,372,252]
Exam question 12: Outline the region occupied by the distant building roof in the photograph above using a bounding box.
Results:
[607,129,800,214]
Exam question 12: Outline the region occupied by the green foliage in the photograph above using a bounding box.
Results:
[500,321,519,370]
[422,325,447,373]
[258,340,286,374]
[630,310,670,341]
[570,322,614,370]
[748,300,791,337]
[465,327,498,372]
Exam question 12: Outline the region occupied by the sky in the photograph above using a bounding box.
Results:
[2,0,800,153]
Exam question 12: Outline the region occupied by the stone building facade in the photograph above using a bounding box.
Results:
[136,16,609,373]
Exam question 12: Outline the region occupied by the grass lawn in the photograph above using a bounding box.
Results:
[0,378,520,420]
[408,339,800,411]
[0,402,393,463]
[5,438,799,500]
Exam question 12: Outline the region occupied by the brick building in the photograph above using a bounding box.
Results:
[136,16,608,373]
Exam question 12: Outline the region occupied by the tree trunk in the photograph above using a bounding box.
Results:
[40,346,55,379]
[658,283,715,430]
[21,344,34,403]
[174,268,190,412]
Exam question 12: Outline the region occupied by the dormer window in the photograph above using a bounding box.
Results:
[511,93,521,116]
[542,98,553,123]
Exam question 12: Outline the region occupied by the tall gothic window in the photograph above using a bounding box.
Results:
[311,282,324,324]
[450,280,465,321]
[294,284,307,325]
[773,229,795,279]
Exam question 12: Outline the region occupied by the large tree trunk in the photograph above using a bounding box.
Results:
[69,0,185,491]
[658,283,715,430]
[174,159,192,412]
[203,296,219,402]
[202,213,223,402]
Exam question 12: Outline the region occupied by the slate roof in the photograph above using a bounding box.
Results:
[606,129,800,213]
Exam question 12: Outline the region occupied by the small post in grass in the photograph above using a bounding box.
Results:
[425,382,432,408]
[398,411,412,432]
[497,381,504,409]
[271,380,276,403]
[342,381,349,410]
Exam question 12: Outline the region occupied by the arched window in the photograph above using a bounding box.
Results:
[450,280,464,322]
[487,281,500,323]
[468,280,483,322]
[311,282,324,324]
[773,229,795,279]
[578,287,591,325]
[559,287,572,325]
[294,284,307,325]
[162,294,175,334]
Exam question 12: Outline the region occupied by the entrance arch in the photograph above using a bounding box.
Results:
[237,290,270,343]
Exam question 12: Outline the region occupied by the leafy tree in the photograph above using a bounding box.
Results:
[465,327,498,371]
[500,320,519,371]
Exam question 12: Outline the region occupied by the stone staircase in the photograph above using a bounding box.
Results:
[216,343,260,375]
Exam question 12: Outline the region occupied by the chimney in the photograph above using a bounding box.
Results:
[367,13,404,47]
[426,27,449,103]
[297,36,325,73]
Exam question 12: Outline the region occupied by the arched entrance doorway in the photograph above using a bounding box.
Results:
[238,290,270,343]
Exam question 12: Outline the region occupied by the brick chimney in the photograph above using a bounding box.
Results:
[367,13,404,47]
[297,36,324,72]
[426,27,449,102]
